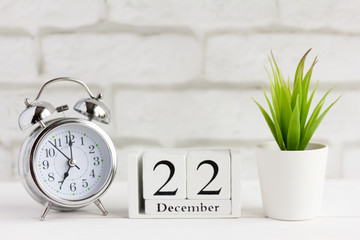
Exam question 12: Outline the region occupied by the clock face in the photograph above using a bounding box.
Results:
[33,123,113,201]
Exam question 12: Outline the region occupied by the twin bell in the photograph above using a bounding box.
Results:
[18,77,111,131]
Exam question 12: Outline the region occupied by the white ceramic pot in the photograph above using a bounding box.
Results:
[256,142,328,221]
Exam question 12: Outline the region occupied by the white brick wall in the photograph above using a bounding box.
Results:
[1,0,359,181]
[42,33,202,84]
[108,0,278,28]
[0,0,103,33]
[0,145,13,181]
[343,144,360,179]
[114,89,270,146]
[279,0,360,31]
[206,34,360,83]
[0,36,37,82]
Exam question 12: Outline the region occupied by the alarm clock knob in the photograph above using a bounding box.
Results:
[56,104,69,113]
[18,101,55,130]
[74,98,111,124]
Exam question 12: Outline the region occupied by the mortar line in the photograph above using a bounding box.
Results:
[1,80,360,92]
[1,22,360,37]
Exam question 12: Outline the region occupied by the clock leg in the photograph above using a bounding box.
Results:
[94,199,108,216]
[40,202,53,221]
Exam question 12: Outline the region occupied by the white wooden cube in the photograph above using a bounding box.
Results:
[143,150,187,199]
[128,148,241,218]
[186,150,231,199]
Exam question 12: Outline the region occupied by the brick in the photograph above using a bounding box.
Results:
[0,36,37,83]
[12,147,21,181]
[238,145,258,179]
[321,141,342,178]
[0,0,102,32]
[311,90,359,143]
[113,88,350,179]
[115,143,162,181]
[112,88,353,145]
[108,0,277,28]
[343,145,360,179]
[329,0,360,32]
[278,0,331,29]
[0,88,36,136]
[114,146,137,181]
[0,145,13,181]
[279,0,360,32]
[42,33,202,85]
[114,89,272,146]
[205,33,360,83]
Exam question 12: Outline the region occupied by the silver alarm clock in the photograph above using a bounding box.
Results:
[18,77,117,221]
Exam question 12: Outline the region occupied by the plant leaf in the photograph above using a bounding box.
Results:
[252,98,279,147]
[270,80,281,124]
[301,80,319,137]
[279,86,292,147]
[291,71,302,110]
[294,49,311,85]
[287,95,301,150]
[302,57,318,104]
[299,95,342,150]
[262,88,286,150]
[303,85,336,135]
[257,50,340,151]
[271,51,287,89]
[291,50,311,110]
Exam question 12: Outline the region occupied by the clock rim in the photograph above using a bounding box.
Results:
[20,118,117,209]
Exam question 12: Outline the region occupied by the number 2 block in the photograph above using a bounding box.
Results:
[143,150,187,199]
[186,150,231,199]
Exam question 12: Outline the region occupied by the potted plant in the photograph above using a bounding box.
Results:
[253,49,341,221]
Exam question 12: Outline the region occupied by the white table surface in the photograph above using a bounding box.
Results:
[1,180,359,240]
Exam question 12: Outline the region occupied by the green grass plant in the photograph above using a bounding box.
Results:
[253,49,341,150]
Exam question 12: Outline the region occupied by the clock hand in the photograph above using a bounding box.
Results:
[48,141,70,160]
[68,131,74,160]
[67,131,80,170]
[59,166,71,190]
[48,139,80,170]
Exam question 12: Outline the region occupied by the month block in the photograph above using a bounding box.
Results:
[145,200,231,215]
[187,150,231,199]
[142,150,187,199]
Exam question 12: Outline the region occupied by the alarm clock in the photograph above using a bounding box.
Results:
[18,77,117,221]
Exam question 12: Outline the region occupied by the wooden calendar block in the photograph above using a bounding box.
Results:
[145,199,231,215]
[128,148,241,218]
[143,150,187,199]
[187,150,231,199]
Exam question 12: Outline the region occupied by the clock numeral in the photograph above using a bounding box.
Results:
[42,160,49,170]
[48,172,55,182]
[81,137,84,146]
[89,145,95,154]
[82,179,88,188]
[93,156,100,166]
[45,148,55,157]
[53,138,61,148]
[65,134,75,144]
[70,182,76,192]
[90,169,95,178]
